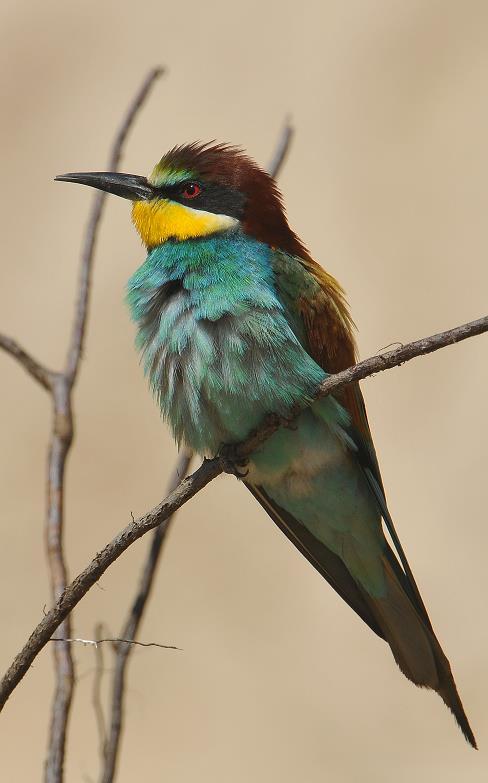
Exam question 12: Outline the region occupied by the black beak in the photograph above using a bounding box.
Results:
[54,172,155,201]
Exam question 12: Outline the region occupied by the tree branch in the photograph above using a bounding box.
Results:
[0,334,55,391]
[45,67,163,783]
[1,67,164,783]
[64,66,165,384]
[50,638,181,650]
[0,312,485,717]
[92,623,107,767]
[268,118,294,179]
[100,448,192,783]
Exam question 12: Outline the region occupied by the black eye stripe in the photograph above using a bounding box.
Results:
[156,180,246,220]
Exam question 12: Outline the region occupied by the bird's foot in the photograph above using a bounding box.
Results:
[218,443,249,479]
[277,407,299,430]
[279,415,298,430]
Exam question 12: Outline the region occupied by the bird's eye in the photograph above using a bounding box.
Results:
[181,182,201,199]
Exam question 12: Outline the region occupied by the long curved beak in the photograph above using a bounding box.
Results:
[54,172,155,201]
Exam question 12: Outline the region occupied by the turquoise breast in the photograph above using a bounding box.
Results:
[127,232,327,454]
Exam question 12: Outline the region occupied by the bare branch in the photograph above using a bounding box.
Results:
[0,312,485,715]
[43,68,164,783]
[0,455,221,713]
[268,118,293,179]
[239,313,488,458]
[64,66,164,384]
[100,448,192,783]
[92,624,107,766]
[50,638,181,651]
[0,334,55,391]
[1,68,164,783]
[44,374,75,783]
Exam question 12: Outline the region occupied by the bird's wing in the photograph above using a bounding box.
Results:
[244,479,384,637]
[248,250,476,746]
[272,250,373,441]
[269,249,430,622]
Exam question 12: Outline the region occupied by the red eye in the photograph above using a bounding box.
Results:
[181,182,201,199]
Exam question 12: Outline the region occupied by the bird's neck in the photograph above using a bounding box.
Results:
[127,231,277,322]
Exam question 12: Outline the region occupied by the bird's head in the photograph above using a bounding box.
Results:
[56,142,307,256]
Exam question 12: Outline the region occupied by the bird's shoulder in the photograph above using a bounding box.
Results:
[270,248,372,444]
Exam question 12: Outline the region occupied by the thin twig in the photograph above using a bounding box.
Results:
[92,624,107,765]
[45,68,163,783]
[0,454,221,713]
[44,67,163,783]
[44,375,74,783]
[0,68,163,783]
[268,118,294,179]
[65,66,165,384]
[0,334,55,391]
[0,70,163,783]
[50,638,181,651]
[0,312,486,714]
[98,125,296,783]
[100,448,192,783]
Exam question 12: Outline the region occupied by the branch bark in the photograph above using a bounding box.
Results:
[0,66,164,783]
[0,334,55,391]
[65,66,165,383]
[100,448,192,783]
[0,311,485,717]
[45,66,164,783]
[268,118,294,179]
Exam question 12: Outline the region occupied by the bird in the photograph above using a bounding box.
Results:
[56,142,476,747]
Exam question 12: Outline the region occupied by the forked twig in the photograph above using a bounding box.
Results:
[0,66,164,783]
[0,334,55,390]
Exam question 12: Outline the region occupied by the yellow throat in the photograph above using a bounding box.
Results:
[131,199,238,247]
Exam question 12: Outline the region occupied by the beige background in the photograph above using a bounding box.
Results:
[1,1,487,780]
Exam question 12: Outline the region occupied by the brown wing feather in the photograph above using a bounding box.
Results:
[296,256,373,442]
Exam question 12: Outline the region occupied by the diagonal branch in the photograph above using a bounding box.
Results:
[0,334,55,391]
[0,311,485,715]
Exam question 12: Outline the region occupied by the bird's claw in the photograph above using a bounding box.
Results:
[218,444,249,479]
[280,414,298,430]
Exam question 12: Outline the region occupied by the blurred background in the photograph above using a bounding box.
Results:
[0,1,487,780]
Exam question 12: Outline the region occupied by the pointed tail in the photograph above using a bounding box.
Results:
[367,553,477,748]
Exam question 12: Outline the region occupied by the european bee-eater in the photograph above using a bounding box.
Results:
[56,143,475,746]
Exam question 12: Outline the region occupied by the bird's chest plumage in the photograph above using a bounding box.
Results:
[127,234,325,454]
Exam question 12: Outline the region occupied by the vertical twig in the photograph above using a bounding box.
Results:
[99,449,192,783]
[65,67,165,384]
[45,375,75,783]
[92,624,107,764]
[99,120,295,783]
[268,118,294,179]
[39,67,164,783]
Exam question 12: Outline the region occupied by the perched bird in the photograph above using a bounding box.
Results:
[56,143,475,746]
